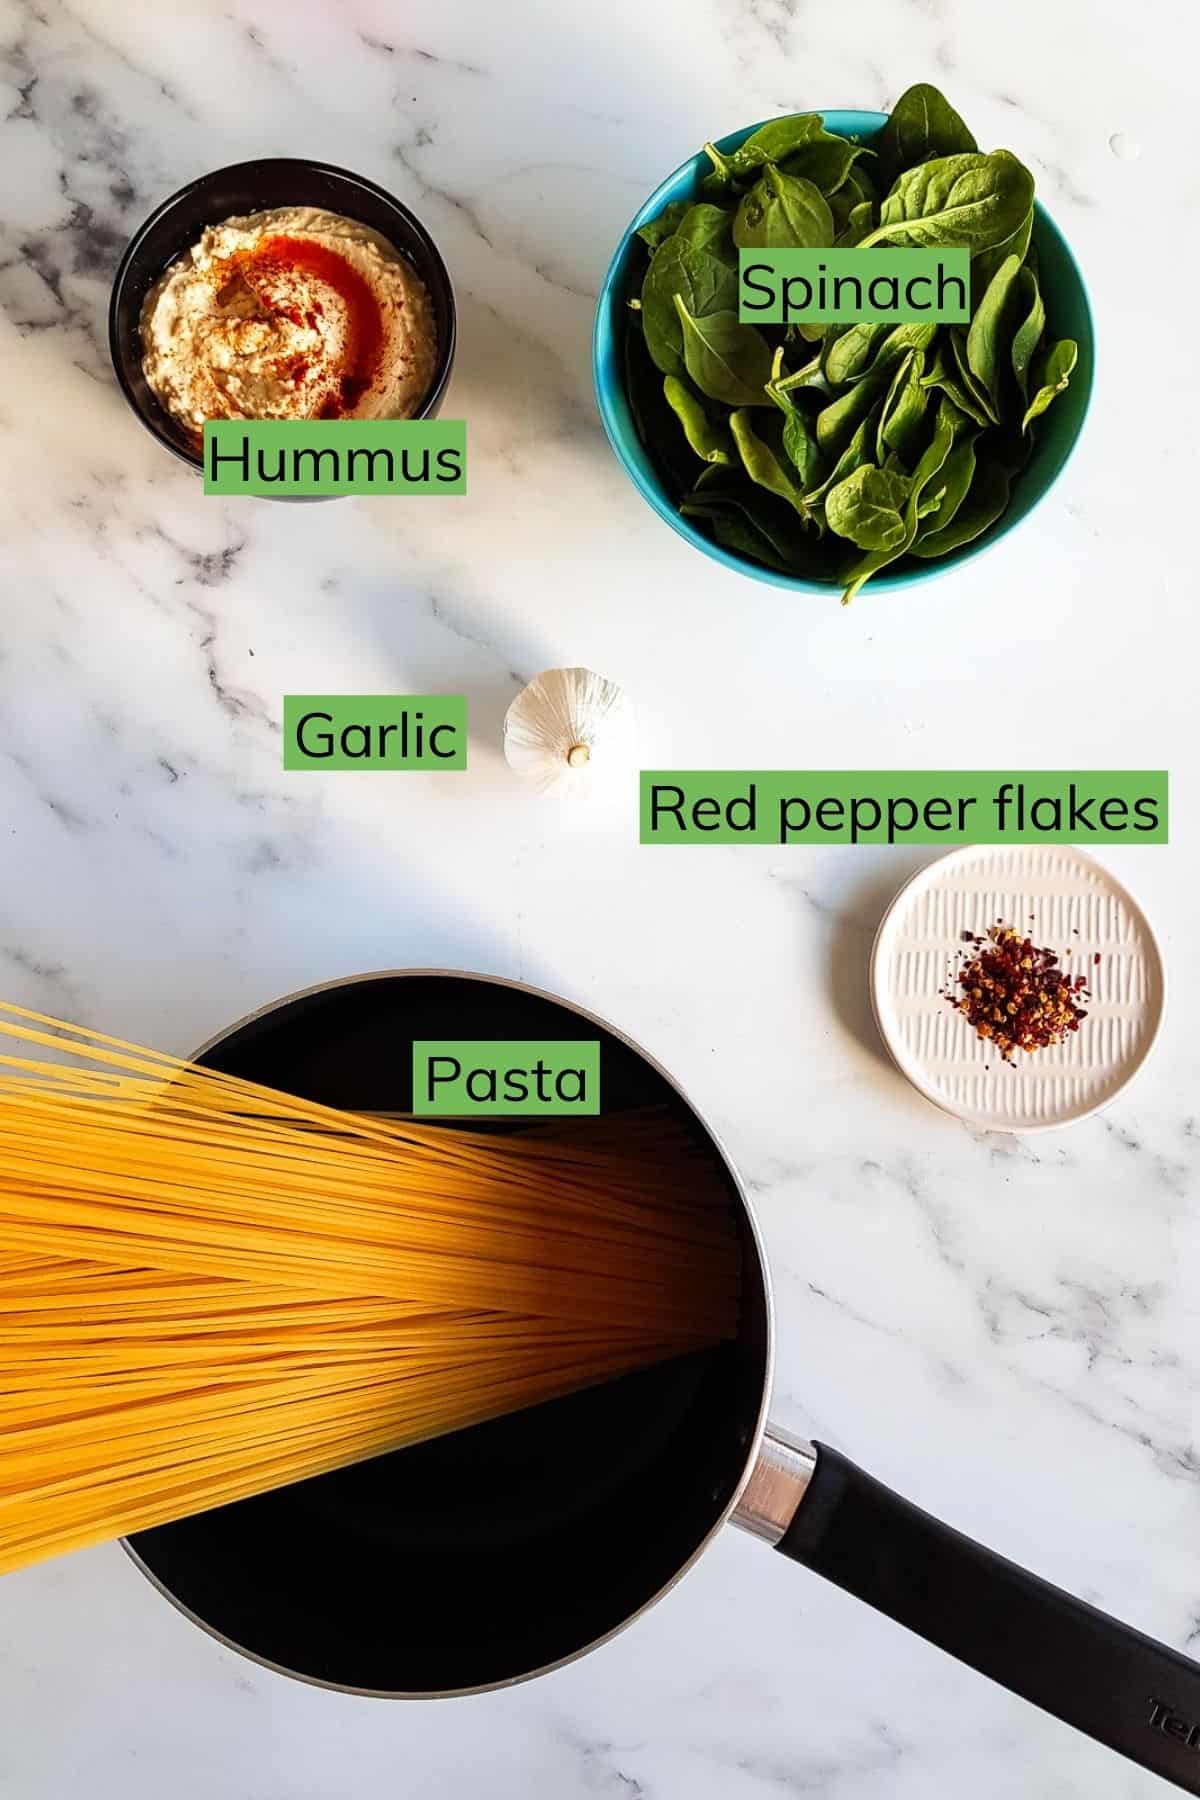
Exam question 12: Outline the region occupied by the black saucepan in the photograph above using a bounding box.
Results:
[125,972,1200,1792]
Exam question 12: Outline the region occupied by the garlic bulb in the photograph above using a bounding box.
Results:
[503,668,636,797]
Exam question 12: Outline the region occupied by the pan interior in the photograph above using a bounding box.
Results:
[127,975,768,1692]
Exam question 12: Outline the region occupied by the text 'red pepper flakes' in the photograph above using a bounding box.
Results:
[941,923,1093,1064]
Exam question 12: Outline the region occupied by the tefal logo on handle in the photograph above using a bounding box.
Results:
[1148,1698,1200,1751]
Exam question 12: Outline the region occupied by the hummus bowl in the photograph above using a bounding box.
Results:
[110,159,456,472]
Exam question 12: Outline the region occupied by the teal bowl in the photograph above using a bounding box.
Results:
[593,111,1095,596]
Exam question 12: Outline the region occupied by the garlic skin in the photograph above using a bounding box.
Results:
[503,668,636,797]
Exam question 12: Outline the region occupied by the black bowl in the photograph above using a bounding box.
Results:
[108,158,457,472]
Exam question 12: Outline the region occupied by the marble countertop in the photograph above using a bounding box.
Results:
[1,0,1198,1794]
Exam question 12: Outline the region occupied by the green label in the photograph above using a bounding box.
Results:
[739,249,971,324]
[412,1042,601,1116]
[204,420,466,495]
[284,696,466,770]
[641,773,1169,844]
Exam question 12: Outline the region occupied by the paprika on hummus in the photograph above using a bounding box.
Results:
[140,207,437,434]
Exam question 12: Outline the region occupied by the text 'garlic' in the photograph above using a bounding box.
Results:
[503,668,636,797]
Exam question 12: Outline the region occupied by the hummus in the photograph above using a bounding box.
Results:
[140,206,437,433]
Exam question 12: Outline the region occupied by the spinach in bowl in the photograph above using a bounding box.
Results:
[623,86,1078,603]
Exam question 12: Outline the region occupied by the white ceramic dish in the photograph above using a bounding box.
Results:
[870,846,1165,1132]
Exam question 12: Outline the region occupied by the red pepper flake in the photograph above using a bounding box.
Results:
[940,922,1091,1065]
[224,234,384,418]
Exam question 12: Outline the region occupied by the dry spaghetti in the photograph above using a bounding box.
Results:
[0,1003,739,1575]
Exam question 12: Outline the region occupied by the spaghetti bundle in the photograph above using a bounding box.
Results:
[0,1003,739,1575]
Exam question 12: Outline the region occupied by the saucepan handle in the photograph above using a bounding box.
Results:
[733,1430,1200,1794]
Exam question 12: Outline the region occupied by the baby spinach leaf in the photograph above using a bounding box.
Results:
[733,164,834,249]
[623,315,697,499]
[673,297,773,406]
[911,431,978,545]
[910,440,1010,555]
[837,396,961,601]
[779,137,873,197]
[876,82,977,185]
[765,352,824,487]
[663,376,735,465]
[674,203,737,253]
[781,407,823,487]
[701,141,738,193]
[911,394,966,491]
[823,322,891,386]
[684,468,820,566]
[836,199,876,246]
[730,409,819,519]
[1021,337,1077,431]
[816,361,892,457]
[829,164,880,239]
[840,160,879,209]
[691,463,743,495]
[921,336,990,427]
[711,114,838,184]
[869,322,939,381]
[1009,265,1045,403]
[918,336,952,390]
[876,349,929,465]
[636,199,689,250]
[862,149,1035,256]
[966,252,1022,416]
[768,341,826,392]
[705,504,844,579]
[949,325,998,424]
[972,203,1033,307]
[822,321,935,390]
[703,509,793,573]
[826,464,912,550]
[641,233,737,376]
[729,114,828,163]
[804,415,874,504]
[835,538,899,604]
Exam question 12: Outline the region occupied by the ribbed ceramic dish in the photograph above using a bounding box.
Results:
[870,847,1164,1132]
